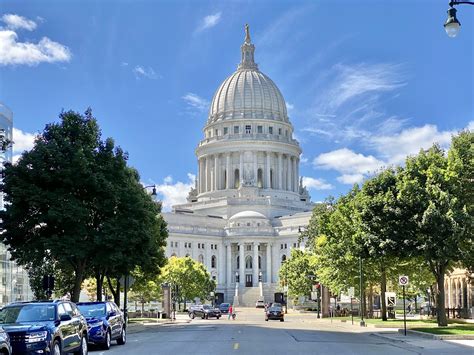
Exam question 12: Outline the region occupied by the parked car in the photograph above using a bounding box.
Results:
[265,306,284,322]
[219,303,230,314]
[270,302,283,308]
[190,305,221,319]
[0,300,88,355]
[188,304,203,318]
[256,300,265,308]
[77,301,126,350]
[0,326,11,355]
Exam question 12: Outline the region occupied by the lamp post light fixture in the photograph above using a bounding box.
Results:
[143,184,157,197]
[444,1,474,38]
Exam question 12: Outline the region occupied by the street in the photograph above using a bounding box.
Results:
[91,308,471,355]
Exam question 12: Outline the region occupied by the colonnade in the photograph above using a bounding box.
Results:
[198,151,299,194]
[445,276,473,309]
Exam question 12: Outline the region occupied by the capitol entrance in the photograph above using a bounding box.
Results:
[246,274,253,287]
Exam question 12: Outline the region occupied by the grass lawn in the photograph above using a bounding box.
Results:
[412,326,474,335]
[337,316,466,328]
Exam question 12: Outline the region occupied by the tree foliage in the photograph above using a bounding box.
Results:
[279,249,317,299]
[0,109,167,302]
[158,256,215,305]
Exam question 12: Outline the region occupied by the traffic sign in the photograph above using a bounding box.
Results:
[348,287,354,298]
[387,296,396,307]
[399,275,409,286]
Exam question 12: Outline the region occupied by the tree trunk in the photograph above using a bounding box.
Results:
[368,284,374,319]
[381,264,387,321]
[71,263,86,302]
[435,267,448,326]
[115,278,121,307]
[95,270,104,301]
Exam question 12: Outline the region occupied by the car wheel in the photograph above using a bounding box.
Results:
[265,318,268,321]
[117,327,126,345]
[217,316,220,319]
[280,319,284,322]
[52,340,61,355]
[102,329,111,350]
[74,336,88,355]
[190,313,195,319]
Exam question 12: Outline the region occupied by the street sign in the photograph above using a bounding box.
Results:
[399,275,409,286]
[387,296,396,307]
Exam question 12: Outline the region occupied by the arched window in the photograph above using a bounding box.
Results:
[211,255,217,268]
[258,256,262,269]
[234,169,240,189]
[257,168,263,188]
[224,169,227,189]
[198,254,204,264]
[281,255,287,263]
[245,256,253,269]
[185,253,190,257]
[171,253,177,257]
[270,169,274,189]
[236,255,240,269]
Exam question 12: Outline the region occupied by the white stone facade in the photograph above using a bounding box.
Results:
[163,26,314,305]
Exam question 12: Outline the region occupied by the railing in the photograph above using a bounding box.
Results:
[198,133,300,147]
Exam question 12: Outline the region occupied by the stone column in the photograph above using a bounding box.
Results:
[278,153,283,190]
[266,243,272,283]
[226,154,231,189]
[239,152,244,186]
[253,242,259,287]
[214,155,219,190]
[239,242,245,286]
[448,279,452,308]
[253,152,258,186]
[287,155,292,191]
[266,153,271,188]
[218,244,224,285]
[205,156,210,192]
[293,157,297,192]
[226,243,232,287]
[296,158,300,192]
[205,242,212,272]
[272,241,279,283]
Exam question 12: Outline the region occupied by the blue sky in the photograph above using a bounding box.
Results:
[1,0,472,210]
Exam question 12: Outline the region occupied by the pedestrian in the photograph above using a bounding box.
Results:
[228,304,233,320]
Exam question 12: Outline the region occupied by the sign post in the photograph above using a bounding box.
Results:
[399,276,409,336]
[348,287,355,325]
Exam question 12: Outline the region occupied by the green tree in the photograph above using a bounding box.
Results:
[279,249,317,300]
[158,256,215,308]
[398,143,470,326]
[0,109,167,302]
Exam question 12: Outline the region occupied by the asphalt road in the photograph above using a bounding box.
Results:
[90,308,471,355]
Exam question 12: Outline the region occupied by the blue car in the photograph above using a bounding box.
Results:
[0,300,88,355]
[76,301,126,350]
[0,326,11,354]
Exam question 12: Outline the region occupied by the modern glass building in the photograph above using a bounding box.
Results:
[0,102,32,305]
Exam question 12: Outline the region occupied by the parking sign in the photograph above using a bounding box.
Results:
[399,275,409,286]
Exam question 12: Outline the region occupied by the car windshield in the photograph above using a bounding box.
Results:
[220,303,229,308]
[0,304,56,323]
[269,307,282,312]
[77,304,106,317]
[202,305,211,310]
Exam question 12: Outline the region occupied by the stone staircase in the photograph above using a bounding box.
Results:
[237,284,279,306]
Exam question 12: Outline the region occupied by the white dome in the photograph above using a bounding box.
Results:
[229,210,267,220]
[208,70,288,124]
[207,25,288,125]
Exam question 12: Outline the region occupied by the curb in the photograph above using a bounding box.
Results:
[397,329,474,340]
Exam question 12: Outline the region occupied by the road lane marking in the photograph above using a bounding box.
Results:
[233,342,240,350]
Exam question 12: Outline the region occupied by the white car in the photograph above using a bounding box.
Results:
[256,300,265,308]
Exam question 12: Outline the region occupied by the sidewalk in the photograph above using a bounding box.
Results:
[372,331,474,350]
[127,313,191,334]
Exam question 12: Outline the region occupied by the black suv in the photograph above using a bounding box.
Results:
[0,301,88,354]
[190,305,221,319]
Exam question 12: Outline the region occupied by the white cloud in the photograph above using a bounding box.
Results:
[0,28,71,66]
[286,102,294,111]
[337,174,365,185]
[196,12,222,32]
[2,14,37,31]
[370,124,454,164]
[467,120,474,131]
[302,176,333,190]
[182,93,209,112]
[313,148,385,185]
[133,65,159,79]
[12,128,35,153]
[154,174,196,212]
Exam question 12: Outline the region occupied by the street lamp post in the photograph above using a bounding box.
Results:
[444,1,474,37]
[359,257,365,327]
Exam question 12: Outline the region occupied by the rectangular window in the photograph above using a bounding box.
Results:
[224,127,228,135]
[245,125,251,134]
[285,130,288,137]
[234,126,240,134]
[278,128,282,135]
[269,126,273,134]
[257,126,263,133]
[215,129,218,136]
